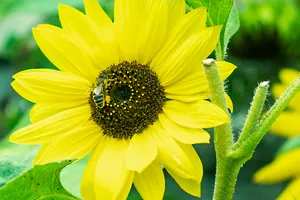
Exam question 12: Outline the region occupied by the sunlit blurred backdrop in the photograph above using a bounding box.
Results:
[0,0,299,199]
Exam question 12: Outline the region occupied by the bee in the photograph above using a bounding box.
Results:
[92,74,111,108]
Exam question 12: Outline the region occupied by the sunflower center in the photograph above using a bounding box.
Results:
[114,85,132,104]
[89,61,166,140]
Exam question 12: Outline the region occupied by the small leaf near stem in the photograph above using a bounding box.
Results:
[233,81,269,150]
[229,77,300,159]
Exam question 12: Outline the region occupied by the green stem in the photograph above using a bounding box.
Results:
[202,61,300,200]
[234,81,269,150]
[230,77,300,158]
[203,59,236,200]
[213,159,242,200]
[202,59,233,154]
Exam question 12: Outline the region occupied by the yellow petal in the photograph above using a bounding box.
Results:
[33,25,98,82]
[34,143,50,165]
[163,60,236,97]
[30,104,65,123]
[225,93,234,113]
[114,0,145,62]
[159,113,210,144]
[279,68,299,86]
[216,61,237,80]
[153,26,222,86]
[166,168,201,197]
[163,100,229,128]
[126,129,158,173]
[168,0,186,31]
[165,93,210,103]
[270,111,300,137]
[81,137,105,200]
[253,148,300,183]
[11,69,90,106]
[272,83,300,111]
[58,4,119,68]
[84,0,112,27]
[9,105,91,144]
[136,0,168,65]
[177,141,203,182]
[278,178,300,200]
[33,120,101,165]
[150,122,200,181]
[94,136,133,200]
[152,7,206,72]
[134,162,165,200]
[167,92,232,113]
[36,24,63,33]
[164,72,208,96]
[166,92,231,113]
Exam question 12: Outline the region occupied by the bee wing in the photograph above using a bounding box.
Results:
[93,86,103,95]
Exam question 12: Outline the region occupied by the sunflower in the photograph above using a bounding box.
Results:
[269,68,300,137]
[10,0,236,199]
[254,68,300,200]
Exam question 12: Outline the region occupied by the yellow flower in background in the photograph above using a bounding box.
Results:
[269,68,300,137]
[254,148,300,200]
[9,0,236,199]
[254,68,300,200]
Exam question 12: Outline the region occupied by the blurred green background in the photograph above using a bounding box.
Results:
[0,0,299,199]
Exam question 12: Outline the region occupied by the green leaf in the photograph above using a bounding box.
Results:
[60,157,88,197]
[0,154,34,188]
[185,0,239,59]
[277,136,300,156]
[0,160,80,200]
[223,3,240,55]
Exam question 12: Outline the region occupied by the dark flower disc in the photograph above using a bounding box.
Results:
[89,61,166,140]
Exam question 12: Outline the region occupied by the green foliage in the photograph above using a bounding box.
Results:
[0,109,32,150]
[0,0,114,54]
[0,155,33,188]
[0,68,12,103]
[223,4,239,55]
[0,0,17,19]
[232,0,300,58]
[277,136,300,156]
[185,0,240,59]
[9,0,83,14]
[60,158,88,197]
[0,160,80,200]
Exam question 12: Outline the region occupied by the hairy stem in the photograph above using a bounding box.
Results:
[202,59,235,200]
[234,81,269,150]
[203,59,233,154]
[213,159,242,200]
[230,77,300,159]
